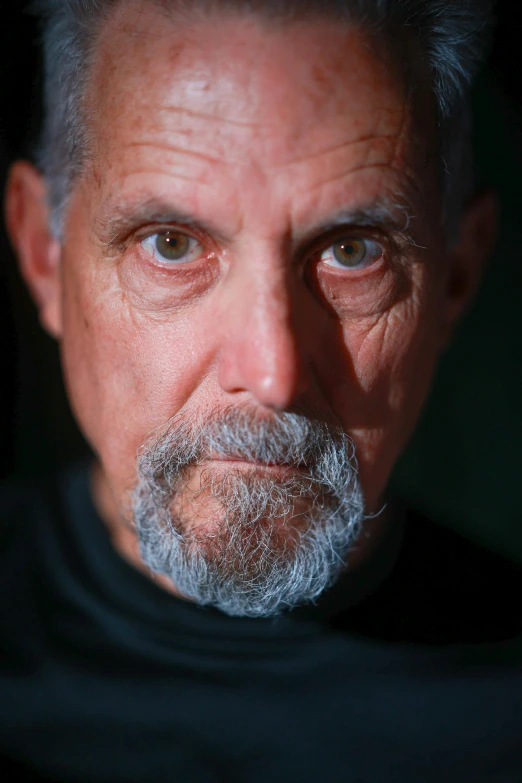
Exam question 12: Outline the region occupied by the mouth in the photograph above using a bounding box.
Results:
[207,455,308,474]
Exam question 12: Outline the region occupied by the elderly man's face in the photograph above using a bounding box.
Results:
[7,2,494,592]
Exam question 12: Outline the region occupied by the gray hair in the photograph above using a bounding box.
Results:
[132,405,366,617]
[34,0,493,240]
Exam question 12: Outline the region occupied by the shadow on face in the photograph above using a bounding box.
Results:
[5,1,497,524]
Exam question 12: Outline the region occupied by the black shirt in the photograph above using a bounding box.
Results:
[1,464,521,782]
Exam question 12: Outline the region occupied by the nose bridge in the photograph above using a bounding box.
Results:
[218,248,306,410]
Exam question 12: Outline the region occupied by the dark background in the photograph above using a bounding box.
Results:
[1,1,521,562]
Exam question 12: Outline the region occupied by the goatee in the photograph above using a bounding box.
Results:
[132,406,366,618]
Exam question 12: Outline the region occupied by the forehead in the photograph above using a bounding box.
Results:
[85,1,437,234]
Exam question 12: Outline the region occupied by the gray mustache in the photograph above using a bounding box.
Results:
[138,406,358,494]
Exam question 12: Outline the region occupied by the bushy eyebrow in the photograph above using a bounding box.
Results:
[95,194,419,251]
[94,198,225,249]
[310,202,415,240]
[298,197,423,253]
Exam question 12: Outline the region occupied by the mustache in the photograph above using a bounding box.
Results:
[137,404,358,488]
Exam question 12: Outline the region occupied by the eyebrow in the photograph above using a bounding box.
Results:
[95,198,225,249]
[95,195,418,251]
[316,201,415,238]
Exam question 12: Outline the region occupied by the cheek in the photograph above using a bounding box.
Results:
[332,264,443,409]
[329,266,446,500]
[59,257,216,478]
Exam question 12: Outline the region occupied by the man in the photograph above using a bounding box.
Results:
[1,0,521,780]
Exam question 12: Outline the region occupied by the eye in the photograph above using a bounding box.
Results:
[141,231,202,264]
[320,238,383,271]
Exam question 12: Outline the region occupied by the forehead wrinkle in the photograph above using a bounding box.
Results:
[304,161,400,197]
[160,103,264,130]
[293,123,425,210]
[94,166,209,190]
[276,132,403,170]
[95,12,411,144]
[106,123,407,198]
[89,12,421,198]
[125,140,222,167]
[288,162,422,236]
[127,122,404,175]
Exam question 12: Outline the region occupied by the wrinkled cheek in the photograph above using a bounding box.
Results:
[335,294,443,506]
[61,284,219,484]
[345,274,441,404]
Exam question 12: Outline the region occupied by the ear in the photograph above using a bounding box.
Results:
[5,161,62,339]
[442,188,498,344]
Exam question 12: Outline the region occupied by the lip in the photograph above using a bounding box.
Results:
[207,456,307,473]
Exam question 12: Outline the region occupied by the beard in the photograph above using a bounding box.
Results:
[131,405,366,618]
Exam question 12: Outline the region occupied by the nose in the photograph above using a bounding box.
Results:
[217,261,309,411]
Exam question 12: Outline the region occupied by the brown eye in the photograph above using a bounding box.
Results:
[333,239,366,267]
[320,238,382,271]
[156,232,190,260]
[141,231,201,264]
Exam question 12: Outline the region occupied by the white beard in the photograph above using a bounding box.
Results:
[132,406,366,618]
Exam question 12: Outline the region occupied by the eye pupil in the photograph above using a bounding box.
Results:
[155,232,190,260]
[333,239,366,267]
